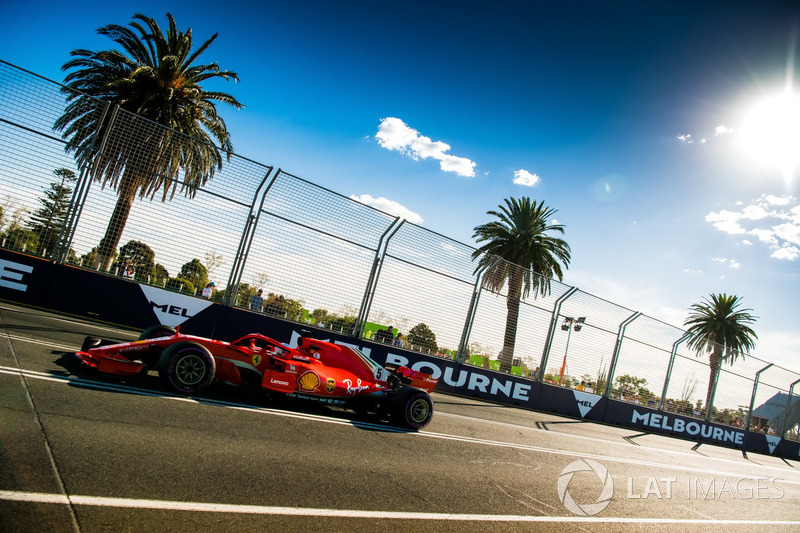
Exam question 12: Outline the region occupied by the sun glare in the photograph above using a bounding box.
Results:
[739,91,800,177]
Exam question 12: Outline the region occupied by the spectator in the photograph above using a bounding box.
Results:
[584,382,594,394]
[374,326,393,343]
[393,333,404,347]
[202,281,215,298]
[577,381,585,391]
[122,261,135,278]
[250,289,264,311]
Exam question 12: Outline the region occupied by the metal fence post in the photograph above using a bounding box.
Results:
[603,311,642,398]
[455,265,487,363]
[780,378,800,437]
[224,166,277,306]
[744,364,773,430]
[659,332,691,410]
[354,218,403,338]
[537,286,578,383]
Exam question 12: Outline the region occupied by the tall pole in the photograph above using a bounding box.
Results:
[558,326,573,385]
[558,316,585,386]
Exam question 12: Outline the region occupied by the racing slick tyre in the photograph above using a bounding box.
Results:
[81,336,102,352]
[157,341,216,395]
[390,386,433,429]
[138,325,177,341]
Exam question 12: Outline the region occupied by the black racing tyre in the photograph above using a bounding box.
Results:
[139,325,177,341]
[157,341,216,395]
[81,336,102,352]
[390,387,433,429]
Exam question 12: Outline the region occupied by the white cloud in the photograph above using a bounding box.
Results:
[676,134,693,143]
[773,222,800,245]
[705,210,746,234]
[513,169,541,187]
[771,245,799,260]
[741,204,769,220]
[715,125,733,135]
[706,195,800,261]
[375,117,476,177]
[764,194,793,206]
[750,228,776,244]
[711,257,741,269]
[350,194,424,224]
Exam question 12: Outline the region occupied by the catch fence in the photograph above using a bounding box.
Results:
[1,59,797,440]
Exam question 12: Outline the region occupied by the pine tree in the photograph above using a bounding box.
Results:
[26,168,77,257]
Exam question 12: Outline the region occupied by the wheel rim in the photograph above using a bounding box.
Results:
[175,353,206,386]
[408,397,431,424]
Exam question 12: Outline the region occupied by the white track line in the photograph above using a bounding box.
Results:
[0,491,798,524]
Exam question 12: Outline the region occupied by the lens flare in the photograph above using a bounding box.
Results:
[739,91,800,177]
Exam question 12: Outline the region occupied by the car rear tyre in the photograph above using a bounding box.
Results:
[139,325,176,341]
[390,387,433,429]
[157,341,215,395]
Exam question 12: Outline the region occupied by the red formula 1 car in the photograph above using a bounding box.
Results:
[75,325,438,429]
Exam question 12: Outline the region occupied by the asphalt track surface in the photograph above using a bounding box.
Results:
[1,302,799,532]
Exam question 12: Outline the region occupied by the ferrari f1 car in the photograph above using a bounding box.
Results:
[75,326,438,429]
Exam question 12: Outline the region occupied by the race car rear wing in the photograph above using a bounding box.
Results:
[384,363,438,393]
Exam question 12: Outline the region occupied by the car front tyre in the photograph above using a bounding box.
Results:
[157,342,216,395]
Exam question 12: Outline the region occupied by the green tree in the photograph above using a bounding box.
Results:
[407,323,438,354]
[684,293,758,420]
[264,294,304,321]
[325,313,356,333]
[54,12,243,272]
[179,258,209,289]
[25,168,78,257]
[311,308,329,325]
[3,228,38,252]
[0,196,28,236]
[472,197,571,372]
[165,277,195,294]
[153,263,169,285]
[116,240,156,280]
[217,282,256,308]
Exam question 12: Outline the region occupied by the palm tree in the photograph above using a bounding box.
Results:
[54,12,243,271]
[684,293,757,421]
[472,197,571,372]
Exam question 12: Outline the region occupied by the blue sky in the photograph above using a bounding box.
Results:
[2,0,799,372]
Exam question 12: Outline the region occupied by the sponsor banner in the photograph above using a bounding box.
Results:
[746,432,799,457]
[572,390,604,419]
[606,401,748,448]
[0,249,52,306]
[139,285,214,327]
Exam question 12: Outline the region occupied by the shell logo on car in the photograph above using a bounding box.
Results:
[298,371,320,392]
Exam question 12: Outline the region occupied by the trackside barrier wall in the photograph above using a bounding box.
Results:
[1,248,797,460]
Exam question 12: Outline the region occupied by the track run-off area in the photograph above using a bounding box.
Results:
[1,302,798,532]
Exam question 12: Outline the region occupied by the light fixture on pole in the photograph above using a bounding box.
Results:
[558,316,586,385]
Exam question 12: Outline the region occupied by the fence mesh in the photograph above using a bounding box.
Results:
[1,59,797,440]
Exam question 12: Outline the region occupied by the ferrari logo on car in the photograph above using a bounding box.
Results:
[326,378,335,393]
[252,354,262,367]
[298,371,320,391]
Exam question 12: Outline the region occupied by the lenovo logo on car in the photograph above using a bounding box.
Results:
[270,378,290,387]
